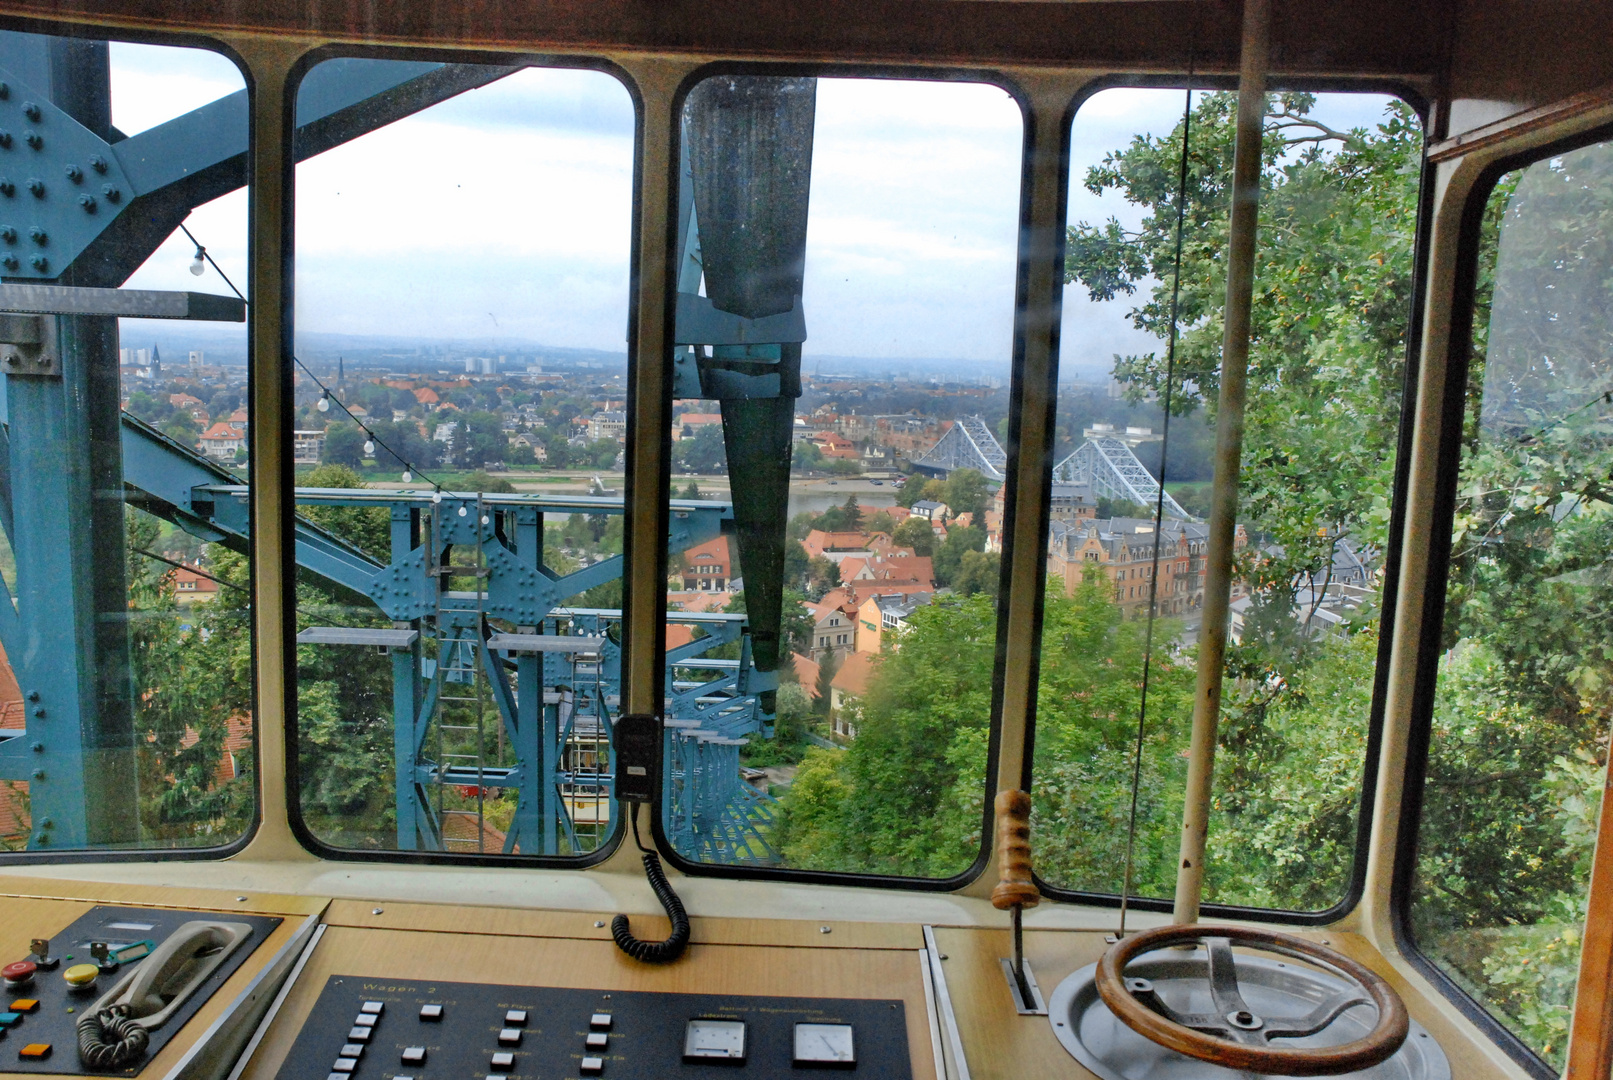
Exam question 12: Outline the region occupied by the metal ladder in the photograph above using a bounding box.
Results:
[433,495,491,853]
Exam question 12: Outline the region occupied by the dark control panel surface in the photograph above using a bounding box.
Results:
[2,905,280,1076]
[275,976,912,1080]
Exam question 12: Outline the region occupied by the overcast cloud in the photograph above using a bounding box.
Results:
[102,46,1405,376]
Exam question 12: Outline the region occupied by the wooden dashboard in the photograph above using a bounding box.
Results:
[0,877,1516,1080]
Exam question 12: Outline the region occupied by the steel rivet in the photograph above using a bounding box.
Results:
[29,254,45,271]
[21,102,38,121]
[29,227,45,245]
[89,155,106,173]
[0,132,10,149]
[26,178,42,197]
[31,768,43,779]
[77,194,94,213]
[30,742,41,752]
[0,180,12,198]
[0,227,14,244]
[101,184,119,203]
[33,706,44,718]
[64,164,81,183]
[2,255,16,270]
[25,690,36,701]
[24,133,40,150]
[0,84,9,100]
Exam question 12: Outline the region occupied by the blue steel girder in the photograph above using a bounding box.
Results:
[0,50,517,284]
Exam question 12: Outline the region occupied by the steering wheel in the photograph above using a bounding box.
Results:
[1095,924,1410,1077]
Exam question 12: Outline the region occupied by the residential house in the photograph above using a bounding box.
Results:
[674,412,722,438]
[838,552,935,592]
[681,535,733,591]
[855,591,932,654]
[829,651,877,740]
[197,422,244,461]
[910,500,949,522]
[171,562,221,600]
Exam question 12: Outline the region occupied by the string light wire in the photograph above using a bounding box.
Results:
[178,220,449,494]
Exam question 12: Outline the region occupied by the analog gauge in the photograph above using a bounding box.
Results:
[683,1018,747,1063]
[794,1023,856,1068]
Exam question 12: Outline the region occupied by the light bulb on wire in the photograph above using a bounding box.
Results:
[317,391,330,413]
[189,245,206,277]
[401,470,412,483]
[431,489,442,504]
[363,439,375,455]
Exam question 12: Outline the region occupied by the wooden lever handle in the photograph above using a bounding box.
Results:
[991,789,1040,910]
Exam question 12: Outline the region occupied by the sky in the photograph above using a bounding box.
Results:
[99,44,1406,378]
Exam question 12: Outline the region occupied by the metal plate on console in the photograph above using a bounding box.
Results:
[1048,948,1450,1080]
[275,976,911,1080]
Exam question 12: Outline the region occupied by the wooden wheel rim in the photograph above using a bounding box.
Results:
[1095,925,1410,1076]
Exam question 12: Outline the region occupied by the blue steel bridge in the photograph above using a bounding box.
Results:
[0,413,780,864]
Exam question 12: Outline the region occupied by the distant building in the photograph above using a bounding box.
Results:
[293,430,326,464]
[1046,516,1239,618]
[1083,422,1162,448]
[909,500,949,522]
[588,411,627,442]
[433,421,459,444]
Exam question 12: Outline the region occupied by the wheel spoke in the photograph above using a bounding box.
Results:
[1128,981,1229,1035]
[1205,938,1255,1017]
[1264,990,1372,1039]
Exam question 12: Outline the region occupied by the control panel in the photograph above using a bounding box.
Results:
[0,905,279,1076]
[273,976,911,1080]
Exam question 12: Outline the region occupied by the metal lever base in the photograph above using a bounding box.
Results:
[1001,957,1047,1015]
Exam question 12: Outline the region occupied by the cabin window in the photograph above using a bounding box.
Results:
[1030,87,1423,912]
[1406,137,1613,1073]
[662,73,1022,877]
[286,56,635,859]
[0,33,252,856]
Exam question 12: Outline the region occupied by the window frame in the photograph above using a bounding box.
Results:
[277,42,645,869]
[0,19,262,867]
[645,60,1031,891]
[1020,75,1434,925]
[1390,120,1613,1080]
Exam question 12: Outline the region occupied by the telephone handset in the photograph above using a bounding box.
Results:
[78,922,253,1069]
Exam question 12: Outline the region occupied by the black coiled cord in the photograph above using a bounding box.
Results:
[610,806,691,964]
[78,1005,149,1069]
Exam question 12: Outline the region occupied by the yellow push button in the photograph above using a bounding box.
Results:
[63,964,98,989]
[19,1042,51,1060]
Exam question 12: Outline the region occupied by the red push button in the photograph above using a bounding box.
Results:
[0,962,34,986]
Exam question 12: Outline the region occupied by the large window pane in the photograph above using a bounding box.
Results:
[290,61,634,857]
[0,36,252,853]
[1031,89,1422,910]
[1409,139,1613,1072]
[662,75,1022,875]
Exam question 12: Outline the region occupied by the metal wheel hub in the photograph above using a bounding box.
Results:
[1049,946,1451,1079]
